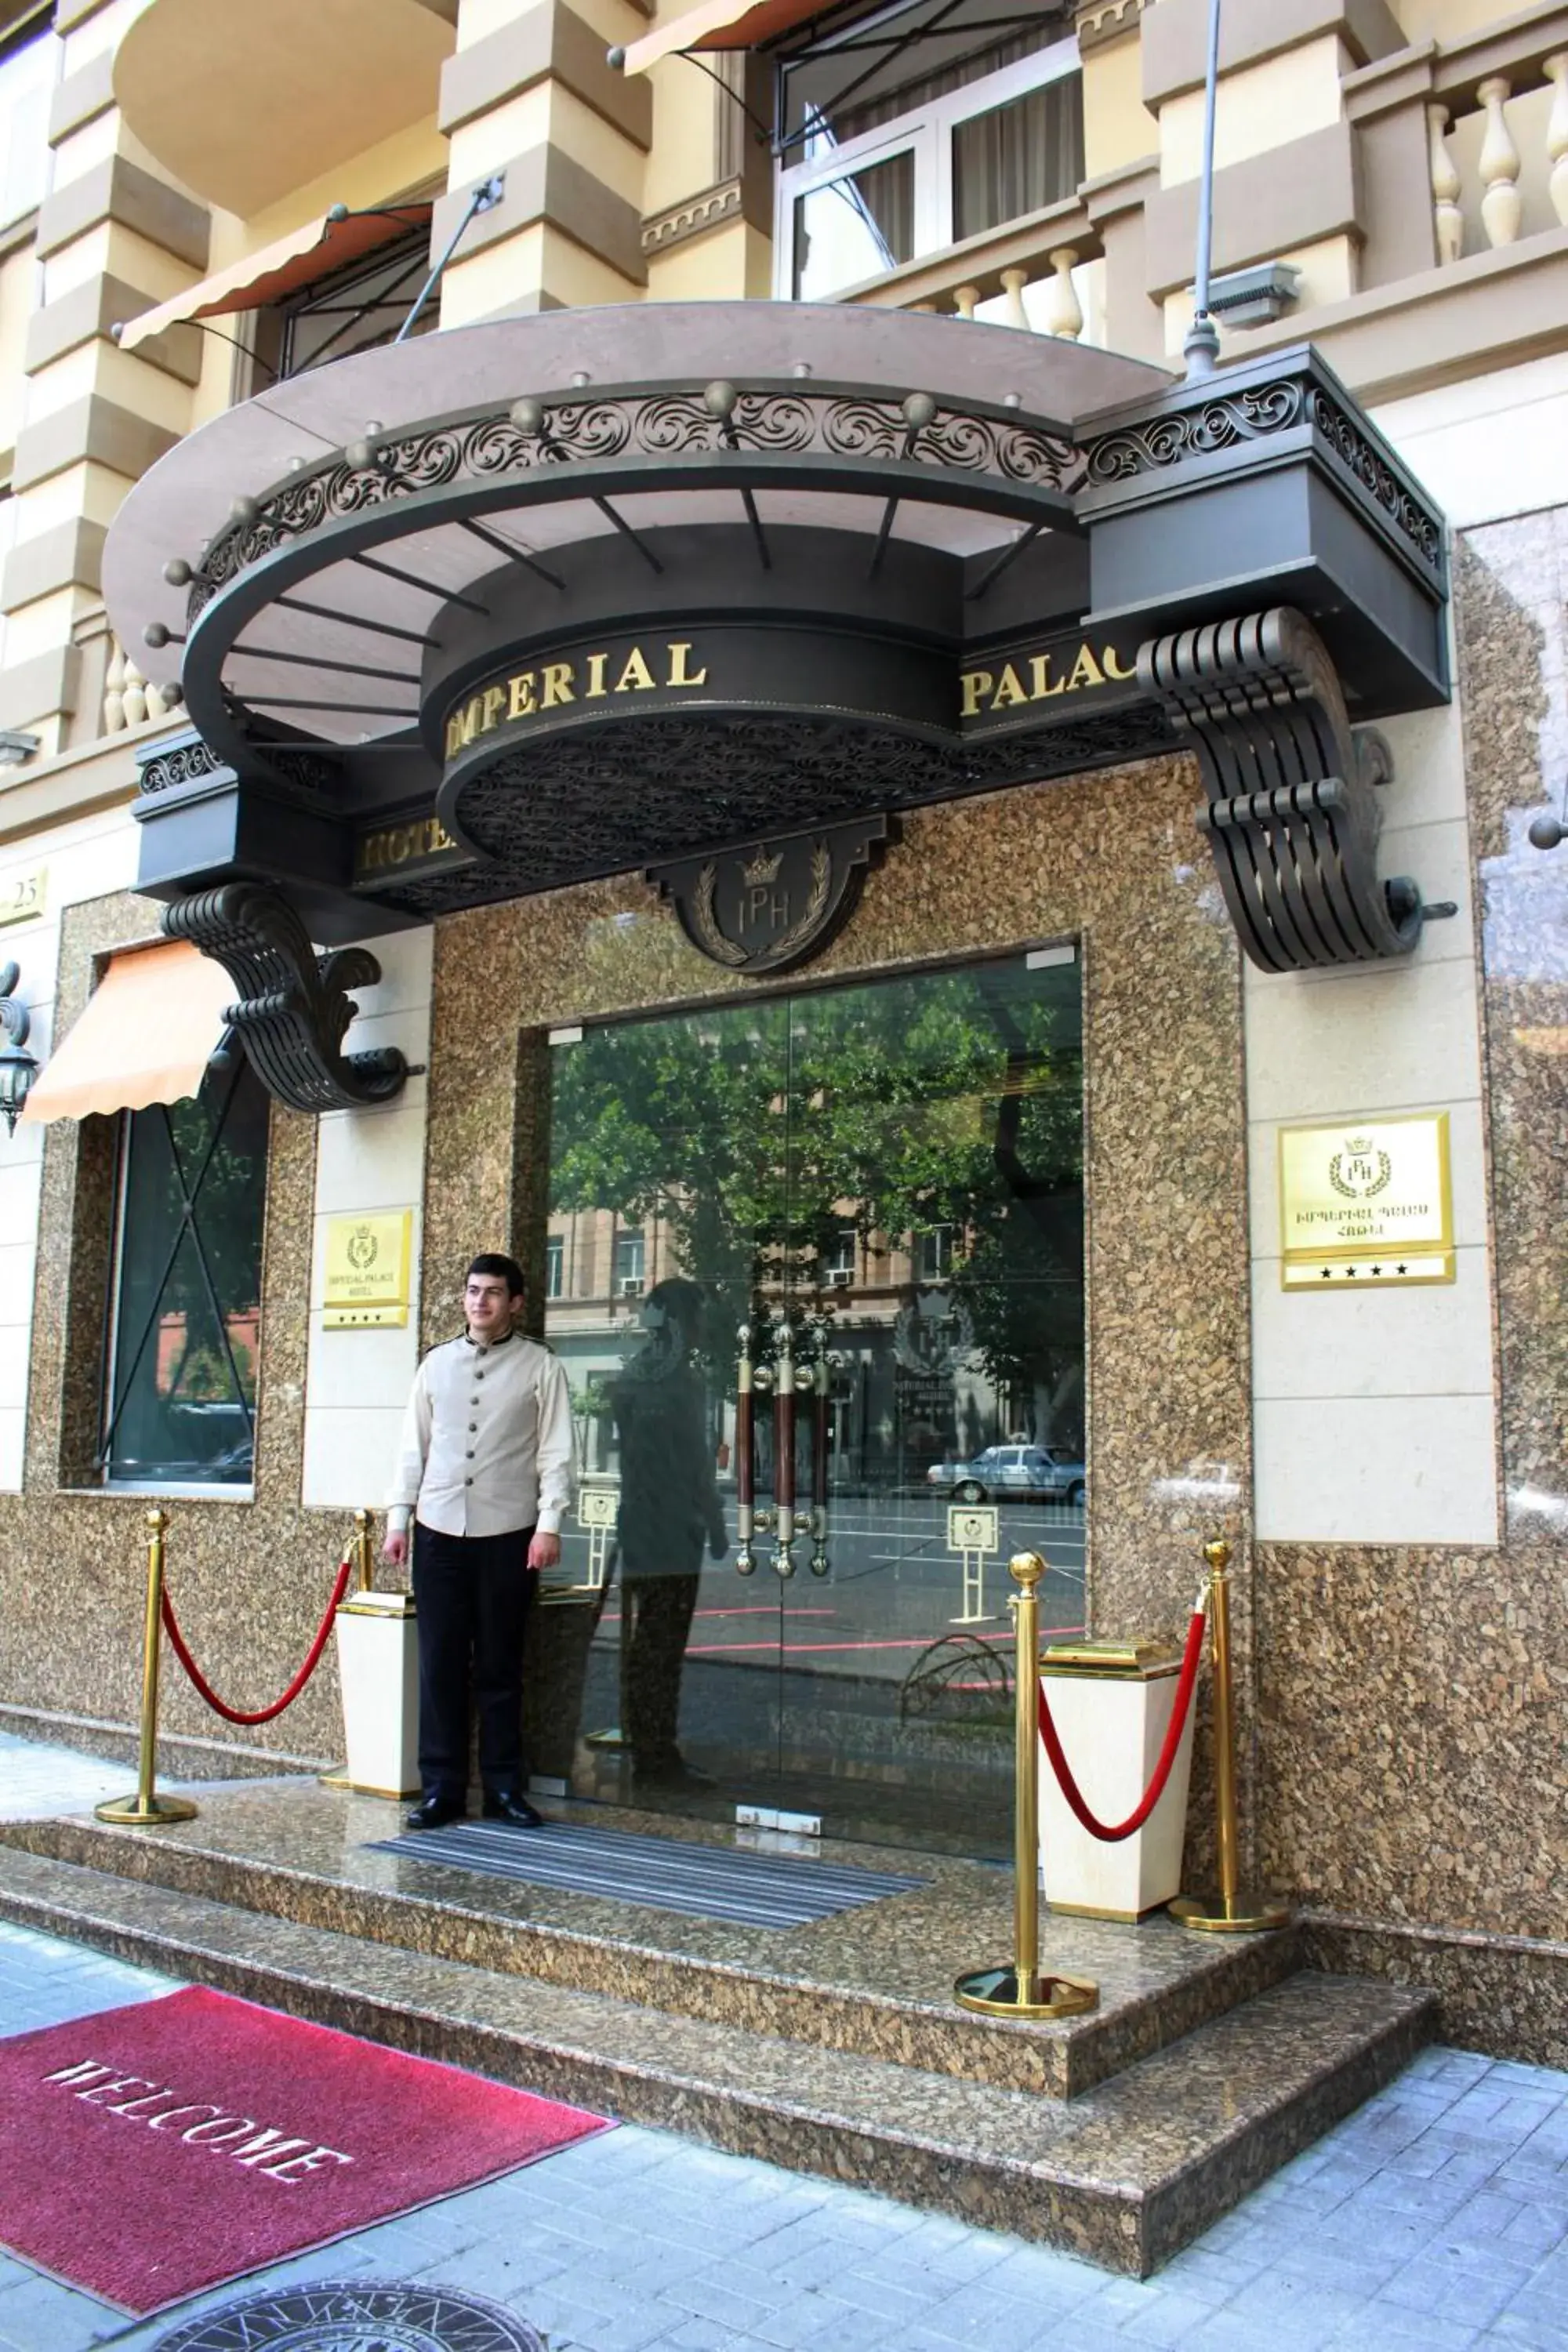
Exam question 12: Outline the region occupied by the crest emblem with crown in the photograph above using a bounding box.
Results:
[647,817,893,976]
[893,1289,975,1378]
[1329,1134,1392,1200]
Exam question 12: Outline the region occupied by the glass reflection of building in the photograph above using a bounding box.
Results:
[541,957,1085,1846]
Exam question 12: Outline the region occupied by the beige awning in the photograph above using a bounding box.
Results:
[116,204,434,356]
[22,941,235,1126]
[619,0,827,75]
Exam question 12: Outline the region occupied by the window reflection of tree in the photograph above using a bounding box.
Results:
[104,1061,267,1481]
[547,966,1083,1439]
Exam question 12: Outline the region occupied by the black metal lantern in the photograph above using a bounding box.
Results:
[0,963,38,1136]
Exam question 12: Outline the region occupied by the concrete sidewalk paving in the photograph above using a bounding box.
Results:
[0,1745,1564,2350]
[0,1733,179,1824]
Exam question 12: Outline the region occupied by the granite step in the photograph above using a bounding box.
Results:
[0,1795,1300,2099]
[0,1840,1435,2278]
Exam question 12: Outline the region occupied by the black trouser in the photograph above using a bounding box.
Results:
[412,1521,535,1801]
[621,1570,701,1766]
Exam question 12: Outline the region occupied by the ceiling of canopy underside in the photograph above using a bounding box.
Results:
[216,489,1058,747]
[103,303,1171,744]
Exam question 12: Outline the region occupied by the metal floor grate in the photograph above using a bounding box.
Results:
[367,1818,927,1927]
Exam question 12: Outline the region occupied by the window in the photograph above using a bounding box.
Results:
[614,1228,645,1296]
[545,1233,564,1301]
[0,17,55,231]
[823,1229,857,1287]
[270,230,435,382]
[777,2,1081,301]
[103,1058,269,1488]
[915,1224,954,1280]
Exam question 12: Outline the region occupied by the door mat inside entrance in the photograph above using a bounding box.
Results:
[369,1817,928,1926]
[0,1985,610,2316]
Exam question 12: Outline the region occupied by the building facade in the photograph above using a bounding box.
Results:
[0,0,1564,2060]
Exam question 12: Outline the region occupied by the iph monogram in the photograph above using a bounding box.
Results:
[739,846,787,935]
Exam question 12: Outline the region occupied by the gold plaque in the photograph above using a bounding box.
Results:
[1279,1112,1454,1288]
[323,1211,413,1328]
[0,867,46,928]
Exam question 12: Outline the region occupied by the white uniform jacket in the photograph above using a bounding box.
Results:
[387,1329,575,1539]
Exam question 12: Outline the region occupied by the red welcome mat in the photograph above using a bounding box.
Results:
[0,1986,611,2314]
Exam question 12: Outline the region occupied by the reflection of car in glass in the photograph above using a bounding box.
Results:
[926,1444,1085,1507]
[114,1402,255,1484]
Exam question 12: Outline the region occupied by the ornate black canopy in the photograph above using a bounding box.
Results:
[103,303,1451,1109]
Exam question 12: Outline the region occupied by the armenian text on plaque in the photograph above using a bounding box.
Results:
[1278,1112,1454,1287]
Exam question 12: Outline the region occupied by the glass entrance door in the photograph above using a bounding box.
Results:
[543,950,1085,1858]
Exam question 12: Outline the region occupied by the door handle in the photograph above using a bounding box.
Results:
[772,1316,797,1578]
[731,1316,820,1579]
[808,1328,834,1578]
[734,1320,757,1576]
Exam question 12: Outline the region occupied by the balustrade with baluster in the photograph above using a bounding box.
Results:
[837,199,1100,346]
[1427,41,1568,264]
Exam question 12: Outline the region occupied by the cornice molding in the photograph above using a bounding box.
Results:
[641,176,746,256]
[1076,0,1144,55]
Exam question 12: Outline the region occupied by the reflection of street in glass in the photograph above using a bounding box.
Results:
[544,952,1085,1845]
[611,1279,728,1790]
[563,1496,1084,1679]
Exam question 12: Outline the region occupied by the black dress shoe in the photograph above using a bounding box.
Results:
[405,1792,465,1831]
[482,1791,543,1828]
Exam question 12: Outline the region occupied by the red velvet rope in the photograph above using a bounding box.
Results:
[161,1548,354,1725]
[1036,1602,1207,1843]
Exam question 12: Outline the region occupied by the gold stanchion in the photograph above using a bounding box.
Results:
[956,1552,1098,2020]
[354,1506,376,1592]
[1170,1539,1290,1933]
[96,1508,198,1828]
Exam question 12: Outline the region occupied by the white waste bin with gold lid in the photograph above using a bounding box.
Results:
[330,1590,420,1799]
[1037,1638,1196,1921]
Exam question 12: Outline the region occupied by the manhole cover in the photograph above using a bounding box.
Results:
[152,2281,546,2352]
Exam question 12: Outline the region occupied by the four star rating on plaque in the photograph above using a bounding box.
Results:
[1282,1253,1455,1288]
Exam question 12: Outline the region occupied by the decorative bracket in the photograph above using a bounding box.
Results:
[648,816,891,975]
[162,882,408,1112]
[1138,608,1425,974]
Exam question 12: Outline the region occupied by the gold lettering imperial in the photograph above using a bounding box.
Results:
[445,640,709,760]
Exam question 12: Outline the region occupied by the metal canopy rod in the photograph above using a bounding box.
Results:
[272,593,438,648]
[965,521,1044,601]
[296,249,428,374]
[238,740,350,754]
[775,0,974,158]
[866,494,899,582]
[242,694,421,717]
[226,644,416,683]
[351,549,490,616]
[396,174,505,345]
[1185,0,1224,379]
[666,49,775,145]
[593,495,664,573]
[456,515,566,590]
[740,485,772,570]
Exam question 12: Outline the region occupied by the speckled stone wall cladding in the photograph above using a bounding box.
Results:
[3,760,1252,1809]
[422,753,1254,1702]
[0,889,349,1765]
[1257,517,1568,1967]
